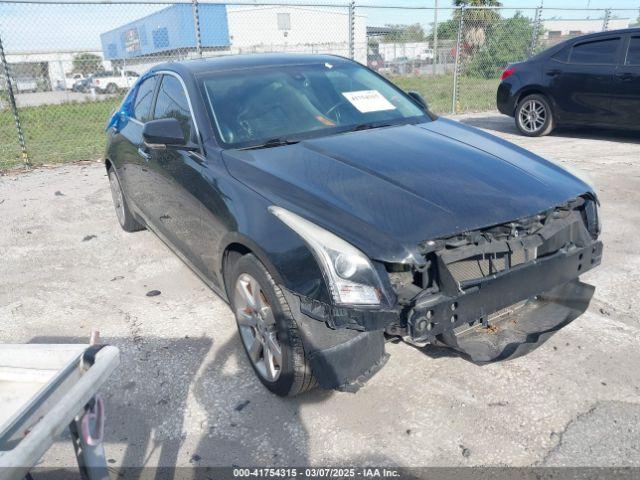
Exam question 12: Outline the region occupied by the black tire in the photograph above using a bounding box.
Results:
[106,83,118,94]
[228,253,316,397]
[107,167,144,232]
[515,93,555,137]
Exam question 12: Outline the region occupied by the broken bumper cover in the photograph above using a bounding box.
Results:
[408,240,602,357]
[439,279,594,362]
[283,290,389,392]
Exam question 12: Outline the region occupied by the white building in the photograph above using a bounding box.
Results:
[226,5,367,64]
[376,42,433,62]
[5,50,110,91]
[543,18,631,39]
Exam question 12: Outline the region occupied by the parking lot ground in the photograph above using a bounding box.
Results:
[1,112,640,468]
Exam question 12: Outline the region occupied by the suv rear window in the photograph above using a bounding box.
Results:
[570,37,620,64]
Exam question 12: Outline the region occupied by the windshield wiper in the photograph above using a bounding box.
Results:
[344,122,394,133]
[238,137,300,150]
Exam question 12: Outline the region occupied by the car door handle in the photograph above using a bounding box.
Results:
[615,72,634,81]
[546,69,561,76]
[137,147,151,161]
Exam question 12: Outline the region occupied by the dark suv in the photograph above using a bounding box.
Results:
[497,28,640,136]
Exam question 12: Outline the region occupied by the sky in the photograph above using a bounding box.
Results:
[0,0,638,53]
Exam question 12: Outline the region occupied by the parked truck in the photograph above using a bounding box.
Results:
[90,70,139,94]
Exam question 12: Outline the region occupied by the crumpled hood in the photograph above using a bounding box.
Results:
[223,118,592,264]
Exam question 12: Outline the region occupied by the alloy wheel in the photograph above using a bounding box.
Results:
[518,99,547,134]
[234,273,283,382]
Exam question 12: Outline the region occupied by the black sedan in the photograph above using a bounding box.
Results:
[498,28,640,136]
[106,54,602,396]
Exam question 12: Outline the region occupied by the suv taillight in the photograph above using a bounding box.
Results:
[501,68,515,80]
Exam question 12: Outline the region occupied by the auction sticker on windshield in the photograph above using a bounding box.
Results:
[342,90,396,113]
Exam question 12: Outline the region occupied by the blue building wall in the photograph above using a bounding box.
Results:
[100,4,230,60]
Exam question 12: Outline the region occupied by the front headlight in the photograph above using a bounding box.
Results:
[269,206,381,306]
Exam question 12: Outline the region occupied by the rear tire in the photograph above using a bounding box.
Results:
[228,253,317,397]
[107,168,144,232]
[106,83,118,94]
[515,94,554,137]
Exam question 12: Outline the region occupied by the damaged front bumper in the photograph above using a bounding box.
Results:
[408,241,602,345]
[283,290,389,392]
[405,196,603,362]
[283,196,603,390]
[438,279,595,362]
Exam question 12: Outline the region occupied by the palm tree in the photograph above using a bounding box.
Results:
[453,0,503,51]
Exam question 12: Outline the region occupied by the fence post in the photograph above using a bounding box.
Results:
[0,33,29,167]
[529,6,543,56]
[348,0,355,60]
[602,8,611,31]
[192,0,203,57]
[432,0,438,76]
[451,6,464,114]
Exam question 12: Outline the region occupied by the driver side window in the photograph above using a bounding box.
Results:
[153,75,194,143]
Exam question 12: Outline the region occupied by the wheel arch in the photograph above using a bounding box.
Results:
[220,234,287,303]
[218,227,331,305]
[515,87,555,114]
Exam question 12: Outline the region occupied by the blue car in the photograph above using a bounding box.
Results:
[105,54,602,396]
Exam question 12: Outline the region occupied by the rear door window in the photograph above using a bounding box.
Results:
[625,36,640,65]
[551,45,570,62]
[132,76,158,122]
[570,37,621,65]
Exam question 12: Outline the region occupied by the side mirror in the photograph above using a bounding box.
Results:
[142,118,186,148]
[407,91,428,110]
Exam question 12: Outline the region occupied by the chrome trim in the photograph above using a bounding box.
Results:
[203,85,226,144]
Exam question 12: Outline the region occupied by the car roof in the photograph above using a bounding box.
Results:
[562,26,640,43]
[148,53,353,77]
[536,27,639,58]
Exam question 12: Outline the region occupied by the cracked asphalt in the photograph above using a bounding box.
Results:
[1,112,639,468]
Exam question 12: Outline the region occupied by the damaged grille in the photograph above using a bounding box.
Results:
[394,195,602,345]
[452,299,528,336]
[447,248,537,284]
[415,196,597,295]
[385,195,599,307]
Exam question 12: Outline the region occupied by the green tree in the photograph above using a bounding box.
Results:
[72,53,103,76]
[381,23,426,43]
[428,18,459,41]
[466,12,536,78]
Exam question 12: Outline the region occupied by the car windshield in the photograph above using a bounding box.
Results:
[200,60,429,148]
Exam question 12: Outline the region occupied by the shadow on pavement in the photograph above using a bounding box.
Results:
[191,334,333,472]
[29,332,377,477]
[29,335,213,479]
[459,115,640,144]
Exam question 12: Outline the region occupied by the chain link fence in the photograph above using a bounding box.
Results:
[0,0,638,170]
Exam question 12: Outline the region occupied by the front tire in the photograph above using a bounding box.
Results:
[515,94,554,137]
[228,254,316,397]
[107,168,144,232]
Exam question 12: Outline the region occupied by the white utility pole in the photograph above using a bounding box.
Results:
[432,0,438,76]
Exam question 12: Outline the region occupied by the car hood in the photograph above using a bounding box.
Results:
[223,118,592,264]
